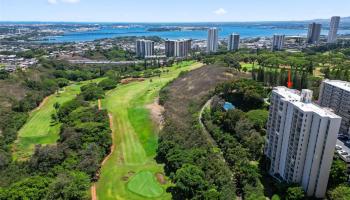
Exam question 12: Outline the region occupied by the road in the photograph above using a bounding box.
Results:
[198,97,218,146]
[68,60,142,65]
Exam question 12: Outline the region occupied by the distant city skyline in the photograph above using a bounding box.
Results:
[0,0,350,22]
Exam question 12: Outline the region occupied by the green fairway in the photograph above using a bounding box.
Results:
[96,61,202,200]
[127,171,164,198]
[13,79,102,161]
[241,62,257,71]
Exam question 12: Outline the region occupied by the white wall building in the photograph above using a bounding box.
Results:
[228,33,240,51]
[207,28,218,53]
[319,79,350,136]
[327,16,341,43]
[271,34,285,51]
[265,87,341,198]
[136,39,154,58]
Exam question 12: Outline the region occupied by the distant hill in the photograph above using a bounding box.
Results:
[311,16,350,23]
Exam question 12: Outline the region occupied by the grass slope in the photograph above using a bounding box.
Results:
[12,79,103,161]
[96,61,202,200]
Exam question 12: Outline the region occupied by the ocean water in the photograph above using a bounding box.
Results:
[41,22,350,43]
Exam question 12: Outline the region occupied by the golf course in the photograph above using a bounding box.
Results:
[95,61,203,200]
[12,78,103,161]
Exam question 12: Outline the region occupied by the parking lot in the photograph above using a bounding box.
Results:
[336,137,350,163]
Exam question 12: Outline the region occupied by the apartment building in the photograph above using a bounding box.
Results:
[207,27,218,53]
[165,39,192,57]
[319,79,350,136]
[328,16,341,43]
[271,34,285,51]
[135,39,154,58]
[307,23,322,44]
[228,33,240,51]
[265,87,341,198]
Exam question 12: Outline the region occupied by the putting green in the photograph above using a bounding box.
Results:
[12,78,103,161]
[127,171,163,198]
[96,61,203,200]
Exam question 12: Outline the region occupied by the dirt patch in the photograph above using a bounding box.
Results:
[146,98,165,130]
[120,171,135,182]
[32,96,49,113]
[91,184,97,200]
[120,78,145,84]
[128,171,135,176]
[98,99,102,110]
[155,172,167,185]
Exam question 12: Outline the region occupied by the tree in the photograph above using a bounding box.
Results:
[271,194,281,200]
[0,176,52,200]
[329,185,350,200]
[0,150,10,169]
[246,109,269,131]
[45,171,90,200]
[285,186,305,200]
[53,102,60,111]
[55,78,69,88]
[243,184,265,200]
[79,84,105,101]
[222,109,245,133]
[98,78,117,90]
[329,158,348,188]
[172,164,207,199]
[201,188,220,200]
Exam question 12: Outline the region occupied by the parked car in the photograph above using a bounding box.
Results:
[338,150,345,155]
[336,145,342,150]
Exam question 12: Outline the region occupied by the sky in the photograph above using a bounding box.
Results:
[0,0,349,22]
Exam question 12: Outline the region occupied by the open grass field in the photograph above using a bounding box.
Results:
[95,61,202,200]
[12,78,103,161]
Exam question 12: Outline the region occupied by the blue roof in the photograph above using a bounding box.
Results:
[223,102,235,111]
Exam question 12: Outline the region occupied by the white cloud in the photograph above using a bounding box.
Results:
[48,0,80,5]
[48,0,58,4]
[213,8,227,16]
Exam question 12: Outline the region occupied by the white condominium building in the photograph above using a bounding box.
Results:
[307,23,322,44]
[228,33,240,51]
[265,87,341,198]
[327,16,341,43]
[271,34,285,51]
[319,79,350,136]
[207,28,218,53]
[135,39,154,58]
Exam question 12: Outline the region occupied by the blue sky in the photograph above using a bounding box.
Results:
[0,0,349,22]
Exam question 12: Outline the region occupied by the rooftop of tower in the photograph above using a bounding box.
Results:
[323,79,350,92]
[273,86,341,119]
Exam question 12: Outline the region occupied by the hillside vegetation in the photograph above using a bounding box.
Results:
[156,64,250,199]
